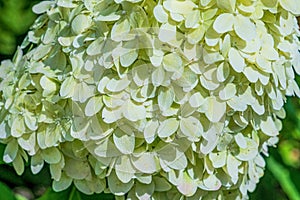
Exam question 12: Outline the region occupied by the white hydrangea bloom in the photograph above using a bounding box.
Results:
[0,0,300,199]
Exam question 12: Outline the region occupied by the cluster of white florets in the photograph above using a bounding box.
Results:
[0,0,300,199]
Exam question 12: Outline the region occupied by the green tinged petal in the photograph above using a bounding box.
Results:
[113,129,135,154]
[85,96,103,116]
[158,118,179,138]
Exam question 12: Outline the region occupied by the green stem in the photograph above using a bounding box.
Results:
[267,157,300,200]
[68,186,76,200]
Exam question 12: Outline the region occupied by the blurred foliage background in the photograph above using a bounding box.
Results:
[0,0,39,60]
[0,0,300,199]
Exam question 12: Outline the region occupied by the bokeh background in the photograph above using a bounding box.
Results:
[0,1,299,199]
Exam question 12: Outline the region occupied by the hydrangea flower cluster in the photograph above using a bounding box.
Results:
[0,0,300,199]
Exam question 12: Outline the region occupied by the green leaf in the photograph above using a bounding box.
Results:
[0,144,6,165]
[0,182,16,200]
[267,157,300,200]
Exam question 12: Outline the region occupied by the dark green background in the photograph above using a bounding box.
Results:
[0,0,299,199]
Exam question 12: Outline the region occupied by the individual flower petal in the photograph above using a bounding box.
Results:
[260,116,279,136]
[115,156,136,183]
[209,151,227,168]
[163,53,182,72]
[135,181,155,200]
[3,140,19,163]
[111,18,131,42]
[228,48,245,73]
[122,100,146,122]
[177,171,198,197]
[234,15,256,41]
[113,129,135,154]
[216,0,236,12]
[204,96,227,123]
[235,138,259,161]
[219,83,236,100]
[41,147,62,164]
[213,13,234,34]
[158,87,174,112]
[199,173,222,191]
[180,116,202,140]
[131,153,158,174]
[154,5,168,23]
[72,14,92,34]
[85,96,103,116]
[158,118,179,138]
[158,23,176,42]
[279,0,300,15]
[108,171,134,195]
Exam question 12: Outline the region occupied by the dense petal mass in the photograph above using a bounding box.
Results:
[0,0,299,199]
